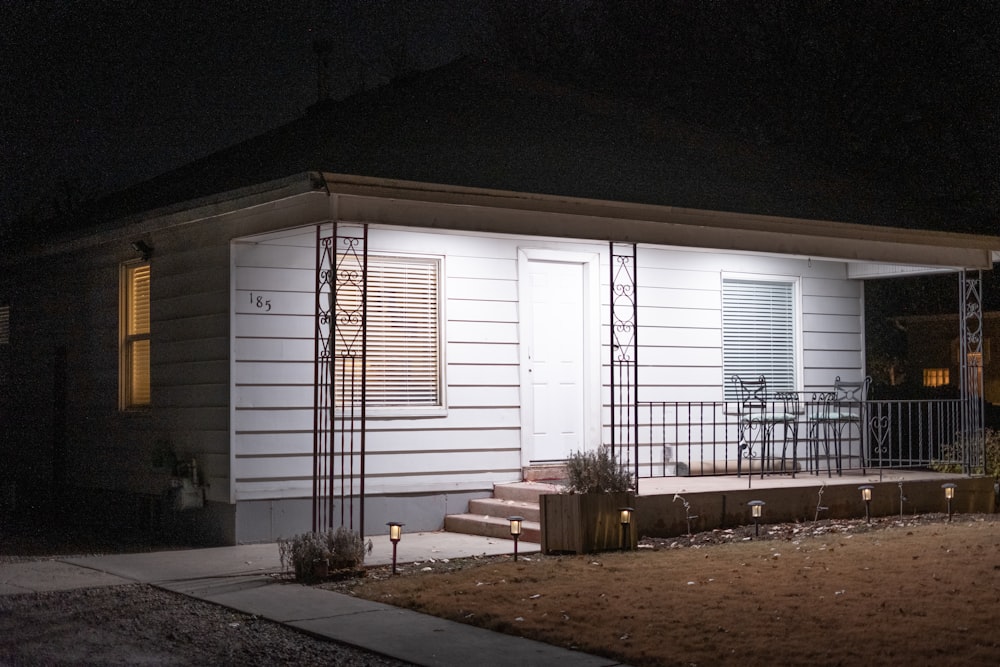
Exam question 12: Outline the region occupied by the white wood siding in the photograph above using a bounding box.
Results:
[625,247,863,404]
[233,227,865,500]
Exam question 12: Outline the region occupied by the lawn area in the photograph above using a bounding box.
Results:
[328,515,1000,666]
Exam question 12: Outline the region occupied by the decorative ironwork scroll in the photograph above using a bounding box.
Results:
[609,242,638,485]
[314,223,368,535]
[958,269,985,474]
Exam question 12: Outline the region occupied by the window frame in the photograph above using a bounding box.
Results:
[333,252,446,418]
[119,261,151,410]
[721,273,800,401]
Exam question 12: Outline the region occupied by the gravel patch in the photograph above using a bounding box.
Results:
[0,583,414,666]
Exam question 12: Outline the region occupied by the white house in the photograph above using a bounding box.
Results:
[2,61,997,544]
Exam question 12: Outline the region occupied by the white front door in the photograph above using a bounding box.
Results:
[519,249,600,464]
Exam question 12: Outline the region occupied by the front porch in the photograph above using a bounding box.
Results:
[444,467,995,549]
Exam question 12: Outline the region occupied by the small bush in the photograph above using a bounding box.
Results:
[277,526,369,582]
[930,428,1000,479]
[565,445,634,494]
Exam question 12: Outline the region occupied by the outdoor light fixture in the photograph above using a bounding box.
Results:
[859,485,874,524]
[131,240,154,260]
[942,483,957,521]
[508,516,524,561]
[387,522,404,575]
[619,507,634,551]
[748,500,765,537]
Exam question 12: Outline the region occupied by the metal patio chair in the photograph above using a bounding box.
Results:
[809,376,872,476]
[732,375,801,478]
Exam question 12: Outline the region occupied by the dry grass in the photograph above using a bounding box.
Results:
[335,515,1000,666]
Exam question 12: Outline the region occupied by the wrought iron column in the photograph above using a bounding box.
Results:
[609,242,638,485]
[314,223,368,536]
[958,269,985,475]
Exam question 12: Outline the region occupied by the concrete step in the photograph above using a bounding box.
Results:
[493,481,564,504]
[522,464,568,482]
[443,513,541,544]
[468,497,541,523]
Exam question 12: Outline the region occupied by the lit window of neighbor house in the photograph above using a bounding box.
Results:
[120,263,150,408]
[722,277,797,399]
[923,368,949,387]
[332,254,444,412]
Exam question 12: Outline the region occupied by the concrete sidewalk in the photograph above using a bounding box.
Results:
[0,531,628,667]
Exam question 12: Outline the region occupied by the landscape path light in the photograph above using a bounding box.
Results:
[619,507,634,551]
[942,483,957,521]
[859,485,874,524]
[748,500,765,538]
[387,522,404,575]
[508,516,524,561]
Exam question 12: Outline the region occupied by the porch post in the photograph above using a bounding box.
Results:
[313,223,368,537]
[609,242,639,485]
[958,269,985,475]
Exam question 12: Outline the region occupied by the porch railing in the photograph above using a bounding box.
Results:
[633,397,973,479]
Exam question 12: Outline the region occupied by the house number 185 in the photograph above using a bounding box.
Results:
[249,292,272,311]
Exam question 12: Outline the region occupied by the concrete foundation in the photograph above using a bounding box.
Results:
[635,472,996,538]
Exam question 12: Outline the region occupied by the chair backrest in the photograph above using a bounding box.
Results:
[732,374,768,413]
[832,376,871,404]
[773,390,801,417]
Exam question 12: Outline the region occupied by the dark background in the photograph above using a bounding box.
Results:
[3,1,998,384]
[3,1,997,236]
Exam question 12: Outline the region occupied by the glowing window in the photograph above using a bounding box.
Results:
[332,254,443,411]
[922,368,949,387]
[120,263,150,408]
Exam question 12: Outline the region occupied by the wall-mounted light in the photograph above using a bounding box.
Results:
[387,522,404,575]
[942,483,957,521]
[859,485,874,524]
[619,507,634,551]
[508,516,524,561]
[131,240,154,260]
[748,500,765,537]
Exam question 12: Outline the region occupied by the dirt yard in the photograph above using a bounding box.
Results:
[328,514,1000,666]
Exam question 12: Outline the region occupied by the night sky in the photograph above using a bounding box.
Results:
[3,2,998,236]
[1,1,486,225]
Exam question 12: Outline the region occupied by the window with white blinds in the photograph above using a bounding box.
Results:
[722,278,796,400]
[334,255,443,410]
[121,263,150,408]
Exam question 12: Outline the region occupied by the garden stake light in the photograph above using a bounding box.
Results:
[748,500,765,537]
[859,485,874,524]
[942,483,957,521]
[508,516,523,561]
[387,522,403,575]
[619,507,634,551]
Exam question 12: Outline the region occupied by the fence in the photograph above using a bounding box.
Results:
[633,397,972,480]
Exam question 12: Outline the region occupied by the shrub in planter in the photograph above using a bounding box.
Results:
[565,445,634,494]
[277,526,369,582]
[541,446,636,554]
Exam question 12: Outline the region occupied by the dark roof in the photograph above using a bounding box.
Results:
[92,59,960,231]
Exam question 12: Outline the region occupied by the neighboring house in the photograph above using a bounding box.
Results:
[893,312,1000,407]
[2,61,998,544]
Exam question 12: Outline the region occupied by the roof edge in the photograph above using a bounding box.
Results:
[0,173,323,262]
[319,172,1000,266]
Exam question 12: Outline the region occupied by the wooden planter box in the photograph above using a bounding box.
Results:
[539,492,638,554]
